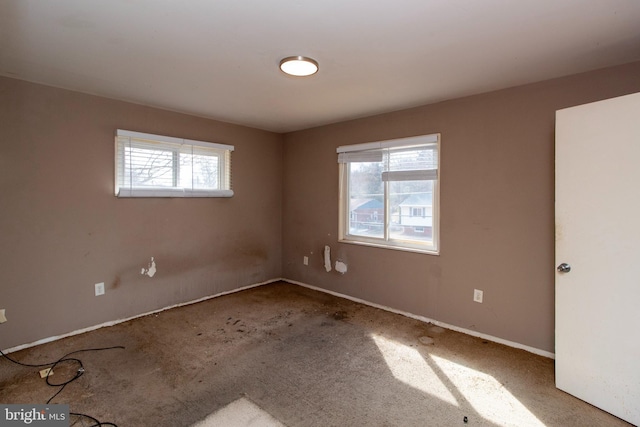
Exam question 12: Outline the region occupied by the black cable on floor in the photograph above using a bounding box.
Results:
[0,345,124,427]
[70,412,118,427]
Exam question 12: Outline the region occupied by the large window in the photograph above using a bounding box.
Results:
[337,134,439,254]
[115,130,234,198]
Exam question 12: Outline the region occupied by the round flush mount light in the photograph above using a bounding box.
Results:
[279,56,319,77]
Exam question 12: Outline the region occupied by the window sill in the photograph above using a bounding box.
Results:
[116,188,234,198]
[338,237,439,255]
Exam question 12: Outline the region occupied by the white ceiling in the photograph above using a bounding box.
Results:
[1,1,639,133]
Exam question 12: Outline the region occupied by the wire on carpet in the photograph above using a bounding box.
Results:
[0,345,124,427]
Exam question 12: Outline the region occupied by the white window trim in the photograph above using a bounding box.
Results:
[115,129,234,198]
[337,133,440,255]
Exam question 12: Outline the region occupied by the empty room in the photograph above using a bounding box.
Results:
[1,1,640,426]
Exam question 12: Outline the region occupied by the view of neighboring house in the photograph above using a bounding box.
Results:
[350,193,433,239]
[349,198,384,233]
[391,193,433,238]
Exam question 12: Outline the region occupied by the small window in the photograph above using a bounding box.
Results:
[411,207,425,217]
[115,130,233,198]
[337,134,439,254]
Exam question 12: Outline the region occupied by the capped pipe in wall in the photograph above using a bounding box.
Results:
[324,246,332,272]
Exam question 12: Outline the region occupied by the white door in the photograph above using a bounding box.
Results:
[555,92,640,426]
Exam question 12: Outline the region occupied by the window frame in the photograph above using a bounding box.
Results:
[115,129,234,198]
[338,134,440,255]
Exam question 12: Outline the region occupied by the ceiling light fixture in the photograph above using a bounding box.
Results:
[279,56,319,77]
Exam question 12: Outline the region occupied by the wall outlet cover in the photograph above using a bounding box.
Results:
[95,282,105,296]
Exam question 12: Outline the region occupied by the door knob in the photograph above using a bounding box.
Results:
[557,263,571,273]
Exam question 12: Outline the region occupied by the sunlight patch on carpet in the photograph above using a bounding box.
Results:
[371,333,458,405]
[372,333,546,426]
[192,397,285,427]
[429,354,545,426]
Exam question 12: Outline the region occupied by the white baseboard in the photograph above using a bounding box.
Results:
[3,277,555,359]
[284,278,555,359]
[2,278,281,354]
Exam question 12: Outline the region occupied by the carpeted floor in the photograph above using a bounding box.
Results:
[0,281,632,426]
[192,397,285,427]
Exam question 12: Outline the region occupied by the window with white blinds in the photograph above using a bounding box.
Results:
[115,130,234,198]
[337,133,440,254]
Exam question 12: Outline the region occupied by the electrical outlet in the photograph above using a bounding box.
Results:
[303,256,309,265]
[95,282,105,296]
[473,289,483,303]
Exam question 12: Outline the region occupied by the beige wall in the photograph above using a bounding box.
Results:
[282,61,640,353]
[0,77,283,349]
[2,61,639,353]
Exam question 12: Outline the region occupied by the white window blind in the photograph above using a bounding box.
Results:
[338,136,438,181]
[115,130,234,198]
